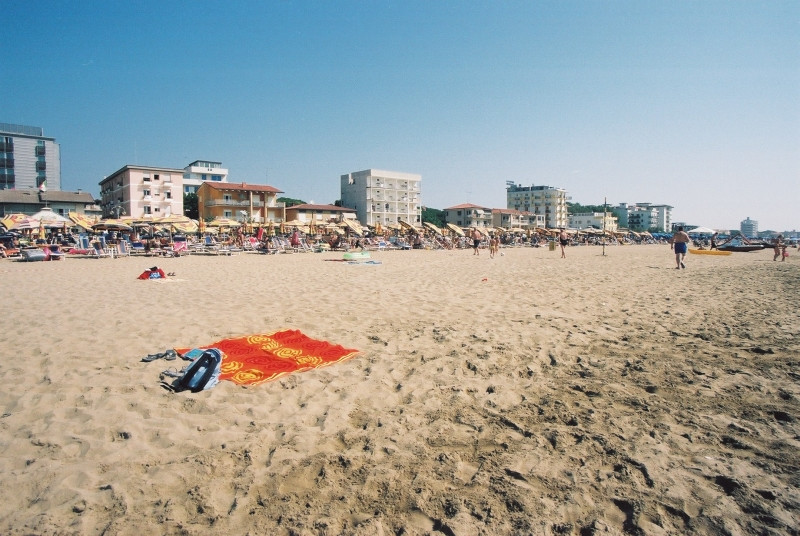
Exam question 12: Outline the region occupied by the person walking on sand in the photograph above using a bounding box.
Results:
[471,228,482,256]
[773,235,783,261]
[559,228,569,258]
[489,235,499,258]
[671,226,691,269]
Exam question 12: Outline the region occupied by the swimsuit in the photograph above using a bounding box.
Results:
[560,239,568,246]
[674,242,688,254]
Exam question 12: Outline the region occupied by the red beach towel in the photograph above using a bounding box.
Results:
[176,330,359,387]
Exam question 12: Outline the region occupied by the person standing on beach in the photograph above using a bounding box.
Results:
[489,235,499,258]
[671,226,691,269]
[471,228,482,256]
[559,228,569,258]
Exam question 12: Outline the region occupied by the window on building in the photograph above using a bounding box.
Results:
[143,189,150,197]
[144,206,152,214]
[154,174,160,181]
[165,191,171,199]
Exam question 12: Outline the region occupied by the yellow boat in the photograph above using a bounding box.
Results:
[689,249,732,256]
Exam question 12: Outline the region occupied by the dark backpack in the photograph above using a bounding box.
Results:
[172,349,222,393]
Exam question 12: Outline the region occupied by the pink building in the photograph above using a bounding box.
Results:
[99,165,184,218]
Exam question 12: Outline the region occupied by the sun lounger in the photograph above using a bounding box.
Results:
[46,245,66,260]
[92,241,112,258]
[172,239,189,257]
[128,240,147,255]
[20,248,48,262]
[116,241,131,257]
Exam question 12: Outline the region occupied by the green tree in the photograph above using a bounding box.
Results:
[567,202,608,214]
[183,193,198,219]
[278,197,306,207]
[422,207,445,227]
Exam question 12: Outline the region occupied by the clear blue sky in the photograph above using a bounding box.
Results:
[3,1,798,231]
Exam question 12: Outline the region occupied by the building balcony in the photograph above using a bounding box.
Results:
[35,146,46,156]
[204,199,265,207]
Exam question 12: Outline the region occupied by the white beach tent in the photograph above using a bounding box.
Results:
[687,226,716,235]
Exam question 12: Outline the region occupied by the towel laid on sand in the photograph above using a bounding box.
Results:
[176,329,359,387]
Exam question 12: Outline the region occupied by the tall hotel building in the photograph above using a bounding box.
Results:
[340,169,421,227]
[506,182,568,229]
[0,123,61,191]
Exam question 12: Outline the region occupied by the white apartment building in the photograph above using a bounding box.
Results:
[182,160,228,194]
[506,182,568,229]
[568,212,618,231]
[740,217,758,238]
[0,123,61,191]
[612,203,672,232]
[99,165,184,218]
[340,169,421,226]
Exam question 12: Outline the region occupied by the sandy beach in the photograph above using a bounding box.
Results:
[0,244,797,535]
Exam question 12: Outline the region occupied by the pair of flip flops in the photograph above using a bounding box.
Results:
[142,349,178,362]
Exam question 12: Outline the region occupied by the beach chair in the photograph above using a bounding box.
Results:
[116,240,131,257]
[243,236,260,251]
[201,235,221,254]
[91,241,112,258]
[271,237,292,253]
[127,240,147,255]
[172,238,189,257]
[46,245,66,260]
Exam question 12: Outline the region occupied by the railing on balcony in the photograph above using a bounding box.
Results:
[35,146,46,156]
[36,161,46,171]
[204,199,265,207]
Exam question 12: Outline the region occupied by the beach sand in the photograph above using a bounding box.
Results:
[0,244,798,535]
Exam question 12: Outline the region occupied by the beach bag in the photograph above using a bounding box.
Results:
[173,349,222,393]
[138,266,166,280]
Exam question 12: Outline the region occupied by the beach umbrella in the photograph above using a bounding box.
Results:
[207,217,241,228]
[68,212,97,231]
[341,219,364,236]
[1,213,31,231]
[423,222,443,235]
[28,207,71,228]
[92,219,133,232]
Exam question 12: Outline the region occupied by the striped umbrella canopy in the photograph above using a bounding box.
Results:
[92,219,133,231]
[68,212,97,231]
[1,213,30,230]
[207,217,241,228]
